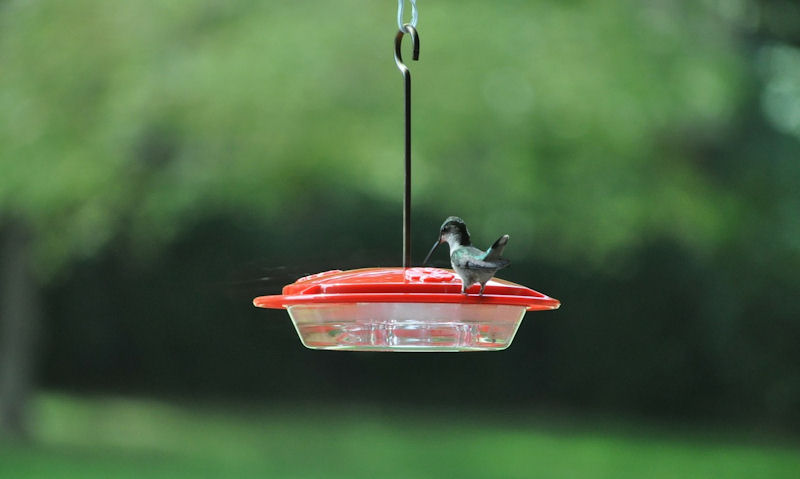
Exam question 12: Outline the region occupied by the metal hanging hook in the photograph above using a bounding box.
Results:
[395,24,419,268]
[394,25,420,75]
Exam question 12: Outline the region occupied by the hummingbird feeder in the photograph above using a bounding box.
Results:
[253,1,560,351]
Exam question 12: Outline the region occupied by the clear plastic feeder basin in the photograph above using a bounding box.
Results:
[253,267,560,352]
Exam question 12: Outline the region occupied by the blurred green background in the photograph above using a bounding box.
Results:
[2,0,800,477]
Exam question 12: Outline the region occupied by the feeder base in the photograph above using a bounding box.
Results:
[288,302,525,352]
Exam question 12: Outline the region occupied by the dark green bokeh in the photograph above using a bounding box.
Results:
[1,0,800,473]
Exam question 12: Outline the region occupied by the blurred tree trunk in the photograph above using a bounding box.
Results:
[0,219,40,440]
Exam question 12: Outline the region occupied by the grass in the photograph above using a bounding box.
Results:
[0,394,798,479]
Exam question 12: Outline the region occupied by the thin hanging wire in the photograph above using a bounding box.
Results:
[395,2,419,268]
[397,0,418,31]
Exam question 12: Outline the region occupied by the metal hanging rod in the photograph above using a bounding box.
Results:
[395,24,419,268]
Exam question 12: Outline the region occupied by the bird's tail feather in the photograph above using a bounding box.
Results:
[483,234,509,261]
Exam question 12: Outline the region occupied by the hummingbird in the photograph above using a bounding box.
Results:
[422,216,510,295]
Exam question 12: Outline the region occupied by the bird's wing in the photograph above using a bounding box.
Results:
[464,257,510,270]
[482,234,509,262]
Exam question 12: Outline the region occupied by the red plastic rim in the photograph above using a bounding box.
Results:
[253,267,561,311]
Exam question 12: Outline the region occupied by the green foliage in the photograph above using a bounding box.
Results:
[0,0,778,274]
[0,394,798,479]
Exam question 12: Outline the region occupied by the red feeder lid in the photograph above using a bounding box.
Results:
[253,267,560,311]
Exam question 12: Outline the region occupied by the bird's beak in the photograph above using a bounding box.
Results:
[422,235,443,265]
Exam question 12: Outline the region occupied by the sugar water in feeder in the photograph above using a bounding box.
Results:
[252,1,560,351]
